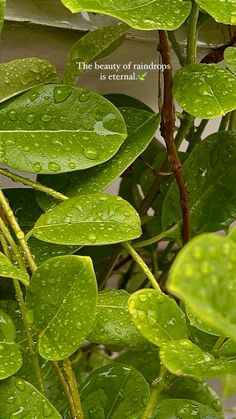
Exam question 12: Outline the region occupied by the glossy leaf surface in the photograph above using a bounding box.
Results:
[224,46,236,73]
[196,0,236,25]
[61,0,191,30]
[0,58,58,104]
[0,251,29,286]
[160,340,236,379]
[128,289,188,347]
[36,108,160,210]
[0,377,61,418]
[64,23,129,84]
[88,290,151,348]
[33,194,141,246]
[151,398,221,419]
[115,349,160,383]
[80,363,150,419]
[0,310,22,379]
[162,377,223,414]
[168,234,236,340]
[163,131,236,234]
[26,255,98,360]
[0,84,127,174]
[0,0,5,33]
[173,64,236,118]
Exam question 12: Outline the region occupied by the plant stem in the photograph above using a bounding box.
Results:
[98,246,121,290]
[229,110,236,131]
[0,188,37,272]
[142,365,168,419]
[0,217,27,273]
[213,336,225,352]
[63,358,84,419]
[187,119,208,152]
[168,31,185,66]
[219,112,231,131]
[0,167,68,202]
[134,225,180,249]
[122,242,160,291]
[175,112,194,148]
[158,30,191,243]
[52,361,76,419]
[186,1,199,65]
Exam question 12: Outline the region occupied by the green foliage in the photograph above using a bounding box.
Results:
[0,0,236,417]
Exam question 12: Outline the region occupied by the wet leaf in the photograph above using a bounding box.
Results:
[32,194,141,246]
[162,131,236,234]
[26,255,98,360]
[224,46,236,73]
[0,84,127,174]
[0,58,58,104]
[196,0,236,25]
[0,251,29,286]
[105,94,153,111]
[222,374,236,398]
[0,309,22,379]
[186,306,219,336]
[36,108,160,210]
[173,64,236,118]
[160,339,236,379]
[115,349,160,383]
[64,23,130,84]
[0,377,61,418]
[88,290,151,348]
[151,398,222,419]
[29,237,80,265]
[128,289,188,347]
[80,363,150,419]
[0,300,24,343]
[61,0,191,30]
[218,339,236,358]
[162,376,223,415]
[168,234,236,340]
[0,0,5,33]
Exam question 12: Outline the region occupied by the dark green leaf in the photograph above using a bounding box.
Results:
[64,23,130,84]
[115,349,160,383]
[163,131,236,234]
[105,94,153,112]
[0,0,5,33]
[0,377,61,418]
[33,194,141,246]
[128,289,188,347]
[0,251,29,286]
[88,290,151,348]
[0,58,58,104]
[196,0,236,25]
[36,108,160,210]
[150,398,221,419]
[29,237,80,265]
[26,255,98,360]
[168,234,236,340]
[218,339,236,358]
[161,377,223,415]
[224,46,236,73]
[61,0,191,30]
[0,84,127,174]
[160,339,236,379]
[0,300,24,343]
[80,363,150,419]
[173,64,236,118]
[0,309,22,379]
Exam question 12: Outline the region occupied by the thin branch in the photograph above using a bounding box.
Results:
[52,361,76,419]
[158,30,191,243]
[63,358,84,419]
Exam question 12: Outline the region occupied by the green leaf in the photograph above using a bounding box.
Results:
[222,374,236,398]
[29,236,80,265]
[0,84,127,174]
[0,309,22,379]
[115,349,160,383]
[218,339,236,358]
[36,108,160,210]
[88,290,151,348]
[168,234,236,340]
[33,194,141,246]
[0,0,5,33]
[64,23,130,84]
[0,251,29,286]
[162,131,236,234]
[61,0,191,30]
[80,363,150,419]
[0,300,24,343]
[173,64,236,118]
[186,306,219,336]
[26,255,98,360]
[224,46,236,73]
[0,377,61,418]
[0,58,58,104]
[150,398,222,419]
[196,0,236,25]
[105,94,153,112]
[128,289,188,347]
[160,339,236,379]
[162,377,223,415]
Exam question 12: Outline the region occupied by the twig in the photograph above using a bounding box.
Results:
[63,358,84,419]
[52,361,76,419]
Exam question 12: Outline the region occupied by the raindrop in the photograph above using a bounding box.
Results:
[88,233,97,243]
[32,162,42,173]
[53,86,72,103]
[15,378,26,392]
[48,162,61,172]
[84,148,98,160]
[26,114,36,124]
[79,91,91,102]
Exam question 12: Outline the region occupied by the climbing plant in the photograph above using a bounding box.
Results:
[0,0,236,417]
